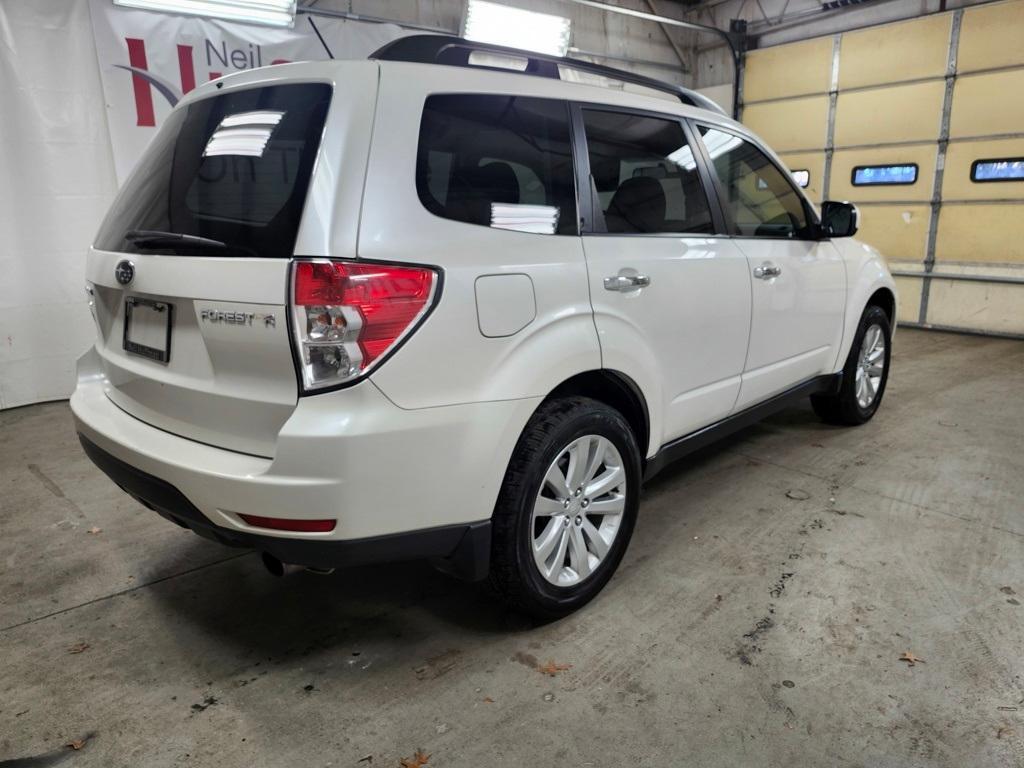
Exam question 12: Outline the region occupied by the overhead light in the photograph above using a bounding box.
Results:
[112,0,296,28]
[464,0,571,57]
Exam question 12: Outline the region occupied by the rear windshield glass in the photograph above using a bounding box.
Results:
[94,83,331,258]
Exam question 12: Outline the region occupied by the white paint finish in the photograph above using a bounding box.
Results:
[584,235,752,449]
[733,237,847,407]
[72,347,540,539]
[475,274,537,337]
[358,63,607,410]
[86,251,296,456]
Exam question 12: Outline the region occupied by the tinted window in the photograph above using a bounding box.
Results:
[852,164,918,186]
[971,158,1024,182]
[416,95,577,235]
[581,110,712,235]
[700,127,809,238]
[95,84,331,258]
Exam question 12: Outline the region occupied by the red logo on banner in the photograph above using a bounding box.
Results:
[117,37,289,127]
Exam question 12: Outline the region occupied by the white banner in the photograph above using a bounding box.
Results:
[88,0,407,182]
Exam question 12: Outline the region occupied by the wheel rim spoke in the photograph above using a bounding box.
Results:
[534,496,565,517]
[581,517,610,559]
[544,462,570,499]
[587,494,625,516]
[534,518,562,560]
[585,464,624,499]
[568,525,591,579]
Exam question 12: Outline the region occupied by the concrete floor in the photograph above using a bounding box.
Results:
[2,328,1023,767]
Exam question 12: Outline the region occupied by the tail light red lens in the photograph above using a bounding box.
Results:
[238,514,336,533]
[291,259,438,390]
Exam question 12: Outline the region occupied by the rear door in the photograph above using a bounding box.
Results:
[85,77,366,457]
[577,106,753,447]
[694,124,847,409]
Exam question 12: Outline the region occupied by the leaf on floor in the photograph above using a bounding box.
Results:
[87,526,102,534]
[482,696,494,703]
[66,740,86,751]
[67,642,90,654]
[898,651,925,666]
[399,749,430,767]
[538,660,572,677]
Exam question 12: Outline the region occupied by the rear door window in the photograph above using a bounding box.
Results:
[580,109,713,235]
[95,83,331,258]
[416,95,577,235]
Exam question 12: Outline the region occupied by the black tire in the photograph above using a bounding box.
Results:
[811,304,892,426]
[489,396,642,619]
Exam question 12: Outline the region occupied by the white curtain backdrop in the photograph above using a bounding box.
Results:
[0,0,405,409]
[0,0,118,409]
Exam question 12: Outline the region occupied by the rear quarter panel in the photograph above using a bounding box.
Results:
[357,63,601,410]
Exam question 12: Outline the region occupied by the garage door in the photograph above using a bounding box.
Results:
[740,0,1024,337]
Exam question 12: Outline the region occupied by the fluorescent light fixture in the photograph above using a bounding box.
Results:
[464,0,571,57]
[203,110,284,157]
[113,0,296,28]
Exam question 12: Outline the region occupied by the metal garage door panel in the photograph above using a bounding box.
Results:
[943,138,1024,200]
[744,38,833,101]
[855,204,931,263]
[743,96,829,152]
[949,70,1024,138]
[936,204,1024,264]
[958,0,1024,73]
[834,81,945,147]
[893,275,923,325]
[838,13,950,90]
[830,145,936,203]
[926,280,1024,334]
[777,151,825,202]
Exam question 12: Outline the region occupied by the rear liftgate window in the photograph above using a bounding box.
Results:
[94,83,331,259]
[416,94,578,235]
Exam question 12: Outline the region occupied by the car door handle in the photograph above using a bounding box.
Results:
[753,263,782,280]
[604,274,651,291]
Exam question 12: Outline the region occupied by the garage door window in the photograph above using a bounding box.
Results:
[581,109,713,235]
[851,164,919,186]
[698,126,810,238]
[416,95,577,235]
[970,158,1024,182]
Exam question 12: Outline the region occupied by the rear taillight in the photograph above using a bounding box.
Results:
[291,259,438,391]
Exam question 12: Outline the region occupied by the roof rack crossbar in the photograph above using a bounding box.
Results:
[369,35,727,116]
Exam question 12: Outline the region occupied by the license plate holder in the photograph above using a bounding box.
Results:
[123,297,173,363]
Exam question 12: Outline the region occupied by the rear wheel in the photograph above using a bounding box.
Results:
[811,304,892,425]
[489,397,641,619]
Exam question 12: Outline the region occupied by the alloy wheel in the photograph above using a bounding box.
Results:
[530,434,626,586]
[855,323,886,409]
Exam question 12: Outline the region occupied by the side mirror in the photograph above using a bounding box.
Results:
[820,200,859,238]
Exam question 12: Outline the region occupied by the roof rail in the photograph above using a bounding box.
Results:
[369,35,727,116]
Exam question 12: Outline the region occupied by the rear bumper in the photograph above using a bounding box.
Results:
[78,434,490,577]
[71,347,541,577]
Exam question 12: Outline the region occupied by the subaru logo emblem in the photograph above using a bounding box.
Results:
[115,260,135,286]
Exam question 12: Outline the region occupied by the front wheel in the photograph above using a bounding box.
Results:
[812,304,892,425]
[489,397,641,619]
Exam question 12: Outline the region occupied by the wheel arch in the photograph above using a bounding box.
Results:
[545,370,651,461]
[867,286,896,324]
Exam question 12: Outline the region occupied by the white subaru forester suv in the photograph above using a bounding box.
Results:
[72,36,895,618]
